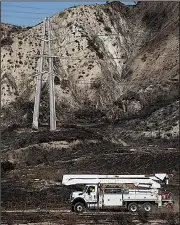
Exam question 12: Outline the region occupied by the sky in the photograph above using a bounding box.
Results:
[1,1,136,26]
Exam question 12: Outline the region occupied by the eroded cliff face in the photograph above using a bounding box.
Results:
[1,2,179,132]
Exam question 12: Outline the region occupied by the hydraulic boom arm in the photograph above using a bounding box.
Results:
[62,173,172,188]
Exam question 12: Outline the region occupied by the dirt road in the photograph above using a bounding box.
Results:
[2,209,179,225]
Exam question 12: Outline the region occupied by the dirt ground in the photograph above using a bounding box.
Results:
[1,123,179,211]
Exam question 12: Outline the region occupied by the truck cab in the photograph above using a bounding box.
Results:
[70,184,98,212]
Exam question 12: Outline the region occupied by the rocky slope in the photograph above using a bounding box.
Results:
[1,2,179,128]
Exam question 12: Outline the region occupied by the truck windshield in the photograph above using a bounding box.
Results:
[83,186,87,193]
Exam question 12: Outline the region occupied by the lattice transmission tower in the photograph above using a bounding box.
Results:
[32,17,56,131]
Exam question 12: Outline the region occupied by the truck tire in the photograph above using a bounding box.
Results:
[142,203,152,212]
[74,202,85,213]
[128,203,138,212]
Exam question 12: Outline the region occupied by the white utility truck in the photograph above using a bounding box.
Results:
[62,173,173,213]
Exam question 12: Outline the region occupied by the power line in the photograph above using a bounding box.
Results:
[32,33,149,45]
[2,10,50,15]
[2,4,60,11]
[2,15,43,20]
[49,36,178,53]
[30,55,179,60]
[48,4,178,49]
[2,3,178,36]
[1,7,178,71]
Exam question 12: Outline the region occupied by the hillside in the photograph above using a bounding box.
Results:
[1,2,179,128]
[1,1,179,215]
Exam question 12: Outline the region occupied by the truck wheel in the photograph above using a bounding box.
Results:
[74,202,85,213]
[142,203,152,212]
[128,203,138,212]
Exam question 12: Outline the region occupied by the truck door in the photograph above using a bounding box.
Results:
[85,185,97,203]
[103,188,123,206]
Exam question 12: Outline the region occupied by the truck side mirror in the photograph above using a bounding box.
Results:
[87,189,91,195]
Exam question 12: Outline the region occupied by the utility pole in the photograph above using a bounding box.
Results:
[32,17,47,130]
[47,18,56,131]
[32,17,56,131]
